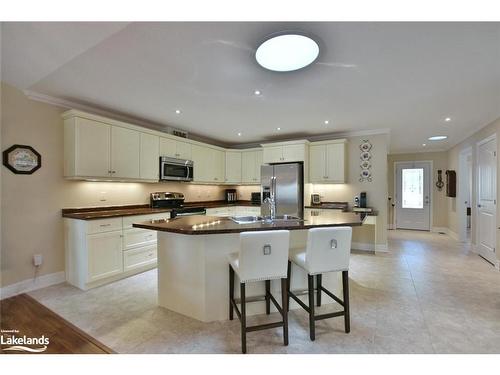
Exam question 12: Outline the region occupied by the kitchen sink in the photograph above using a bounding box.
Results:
[229,215,304,224]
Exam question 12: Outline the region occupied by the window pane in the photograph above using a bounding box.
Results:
[402,168,424,209]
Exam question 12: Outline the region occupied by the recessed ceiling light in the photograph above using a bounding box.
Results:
[175,109,181,114]
[277,127,281,131]
[422,143,427,147]
[428,135,448,141]
[254,90,261,96]
[256,33,320,72]
[237,132,242,137]
[324,120,329,125]
[445,117,451,122]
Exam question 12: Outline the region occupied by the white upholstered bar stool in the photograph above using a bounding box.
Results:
[287,227,352,341]
[227,230,290,354]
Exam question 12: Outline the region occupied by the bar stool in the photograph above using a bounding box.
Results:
[287,227,352,341]
[227,230,290,354]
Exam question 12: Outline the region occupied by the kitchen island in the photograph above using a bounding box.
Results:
[134,210,365,322]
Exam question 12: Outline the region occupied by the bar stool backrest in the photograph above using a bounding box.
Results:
[238,230,290,283]
[305,227,352,275]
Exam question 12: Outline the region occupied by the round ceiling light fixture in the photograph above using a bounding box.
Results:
[428,135,448,141]
[256,33,320,72]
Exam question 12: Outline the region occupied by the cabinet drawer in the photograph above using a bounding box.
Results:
[123,213,170,228]
[123,228,157,250]
[124,245,157,272]
[87,217,123,234]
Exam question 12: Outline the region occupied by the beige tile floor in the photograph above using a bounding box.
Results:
[30,230,500,353]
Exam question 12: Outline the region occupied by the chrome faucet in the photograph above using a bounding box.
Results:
[264,195,276,221]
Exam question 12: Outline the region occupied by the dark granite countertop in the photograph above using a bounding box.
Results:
[305,203,378,216]
[62,201,258,220]
[133,210,365,235]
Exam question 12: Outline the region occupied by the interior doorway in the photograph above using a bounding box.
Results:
[458,147,473,243]
[395,161,432,231]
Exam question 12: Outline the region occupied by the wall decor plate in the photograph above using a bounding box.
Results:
[359,140,372,152]
[360,151,371,161]
[360,160,371,169]
[2,144,41,174]
[359,169,372,182]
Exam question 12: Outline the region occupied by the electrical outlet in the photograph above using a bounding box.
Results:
[33,254,43,267]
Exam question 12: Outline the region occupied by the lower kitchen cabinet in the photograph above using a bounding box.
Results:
[65,212,168,290]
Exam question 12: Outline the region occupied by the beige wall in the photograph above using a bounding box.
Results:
[306,134,389,246]
[387,152,449,228]
[447,117,500,254]
[0,83,229,288]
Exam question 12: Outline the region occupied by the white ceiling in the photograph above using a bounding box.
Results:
[2,22,500,153]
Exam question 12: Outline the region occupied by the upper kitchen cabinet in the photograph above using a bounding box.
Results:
[111,126,140,179]
[140,133,160,180]
[309,139,347,183]
[241,149,263,184]
[159,137,192,160]
[262,140,309,164]
[64,116,111,178]
[191,144,225,183]
[225,151,242,184]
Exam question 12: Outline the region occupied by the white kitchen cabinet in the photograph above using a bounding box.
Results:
[262,141,308,164]
[160,137,192,160]
[225,151,242,184]
[124,245,157,272]
[87,231,124,283]
[140,133,160,180]
[241,149,263,184]
[64,117,111,178]
[111,126,141,179]
[309,140,346,183]
[191,144,225,183]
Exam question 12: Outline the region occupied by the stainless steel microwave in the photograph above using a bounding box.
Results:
[159,156,193,181]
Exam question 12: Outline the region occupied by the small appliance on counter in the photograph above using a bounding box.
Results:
[311,194,321,205]
[354,192,367,208]
[225,189,237,203]
[150,192,206,218]
[251,192,261,205]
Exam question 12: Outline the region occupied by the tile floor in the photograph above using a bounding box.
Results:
[29,230,500,353]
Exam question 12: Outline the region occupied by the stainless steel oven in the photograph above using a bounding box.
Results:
[159,156,193,181]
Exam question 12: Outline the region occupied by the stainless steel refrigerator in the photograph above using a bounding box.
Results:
[261,163,304,218]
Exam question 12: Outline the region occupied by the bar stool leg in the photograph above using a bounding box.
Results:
[286,260,291,312]
[316,274,322,307]
[240,282,247,354]
[307,274,315,341]
[265,280,271,315]
[281,278,289,346]
[229,265,234,320]
[342,270,350,334]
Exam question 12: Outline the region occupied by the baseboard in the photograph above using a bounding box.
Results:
[431,227,459,240]
[388,224,395,230]
[0,271,65,300]
[352,242,389,253]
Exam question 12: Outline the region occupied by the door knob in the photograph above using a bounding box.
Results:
[478,204,482,208]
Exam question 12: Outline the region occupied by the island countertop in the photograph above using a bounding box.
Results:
[132,210,365,235]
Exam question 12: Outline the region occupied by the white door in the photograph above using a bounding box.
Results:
[476,136,497,265]
[395,162,431,230]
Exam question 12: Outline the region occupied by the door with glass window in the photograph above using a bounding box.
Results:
[395,162,431,230]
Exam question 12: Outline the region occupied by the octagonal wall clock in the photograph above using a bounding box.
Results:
[2,144,42,174]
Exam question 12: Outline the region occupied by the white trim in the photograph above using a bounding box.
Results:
[430,227,460,240]
[457,146,473,242]
[352,242,389,253]
[393,160,433,231]
[0,271,65,300]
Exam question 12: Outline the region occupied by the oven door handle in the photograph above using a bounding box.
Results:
[186,166,191,180]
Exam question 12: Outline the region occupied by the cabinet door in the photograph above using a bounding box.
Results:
[241,151,256,183]
[140,133,159,180]
[283,144,305,162]
[75,118,110,177]
[111,126,140,178]
[191,144,210,182]
[309,145,326,182]
[159,137,177,158]
[326,143,345,182]
[87,231,123,282]
[263,146,283,163]
[212,149,225,183]
[225,151,242,183]
[176,141,192,160]
[254,150,263,183]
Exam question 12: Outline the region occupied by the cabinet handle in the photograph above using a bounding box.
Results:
[111,171,116,174]
[100,223,111,227]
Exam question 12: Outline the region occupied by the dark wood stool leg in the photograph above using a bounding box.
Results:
[229,265,234,320]
[308,274,315,341]
[265,280,271,315]
[342,270,350,333]
[240,282,247,353]
[286,260,291,312]
[281,278,289,346]
[316,274,322,307]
